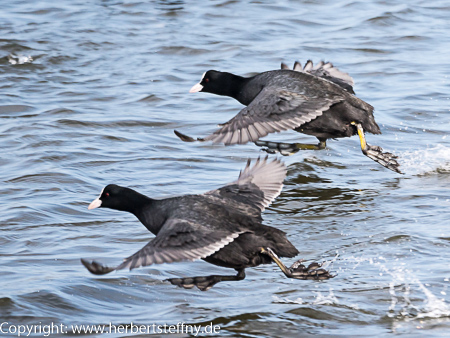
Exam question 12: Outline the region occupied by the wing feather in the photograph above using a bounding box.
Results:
[88,218,244,272]
[205,157,287,212]
[203,85,343,145]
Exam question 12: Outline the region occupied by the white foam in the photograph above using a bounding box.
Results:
[272,295,304,304]
[399,144,450,175]
[313,289,339,305]
[272,288,338,306]
[8,54,33,65]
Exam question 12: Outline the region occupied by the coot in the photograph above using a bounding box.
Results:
[175,60,401,173]
[81,157,332,291]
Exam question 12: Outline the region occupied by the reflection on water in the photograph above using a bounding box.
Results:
[1,0,450,336]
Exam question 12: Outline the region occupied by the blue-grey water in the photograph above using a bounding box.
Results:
[1,0,450,336]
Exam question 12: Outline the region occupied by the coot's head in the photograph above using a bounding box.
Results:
[88,184,150,213]
[88,184,125,210]
[189,70,232,95]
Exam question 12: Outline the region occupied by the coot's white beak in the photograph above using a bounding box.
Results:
[189,72,206,93]
[88,188,104,210]
[88,198,102,210]
[189,82,203,93]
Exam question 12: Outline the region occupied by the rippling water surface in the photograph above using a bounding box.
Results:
[1,0,450,336]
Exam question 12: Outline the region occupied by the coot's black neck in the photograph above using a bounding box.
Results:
[115,189,167,235]
[215,72,258,106]
[133,199,170,235]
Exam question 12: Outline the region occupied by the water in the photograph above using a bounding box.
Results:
[1,0,450,336]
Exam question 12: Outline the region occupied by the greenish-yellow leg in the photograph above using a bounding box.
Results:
[351,122,402,174]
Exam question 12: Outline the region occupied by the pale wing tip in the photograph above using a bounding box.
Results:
[245,157,287,209]
[237,156,287,187]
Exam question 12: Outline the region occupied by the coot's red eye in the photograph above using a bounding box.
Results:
[105,192,110,197]
[205,78,209,83]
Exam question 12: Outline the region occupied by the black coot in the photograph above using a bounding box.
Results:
[175,60,401,173]
[81,157,333,291]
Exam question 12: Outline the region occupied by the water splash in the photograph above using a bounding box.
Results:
[313,289,339,305]
[384,266,450,333]
[350,256,450,320]
[416,280,450,319]
[400,144,450,175]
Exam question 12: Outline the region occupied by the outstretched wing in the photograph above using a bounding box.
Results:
[82,218,243,274]
[202,83,344,145]
[118,218,243,270]
[282,60,355,94]
[205,157,287,212]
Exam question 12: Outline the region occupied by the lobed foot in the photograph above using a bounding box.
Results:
[167,270,246,291]
[255,141,300,156]
[167,275,223,291]
[261,247,334,281]
[288,259,334,280]
[363,144,402,174]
